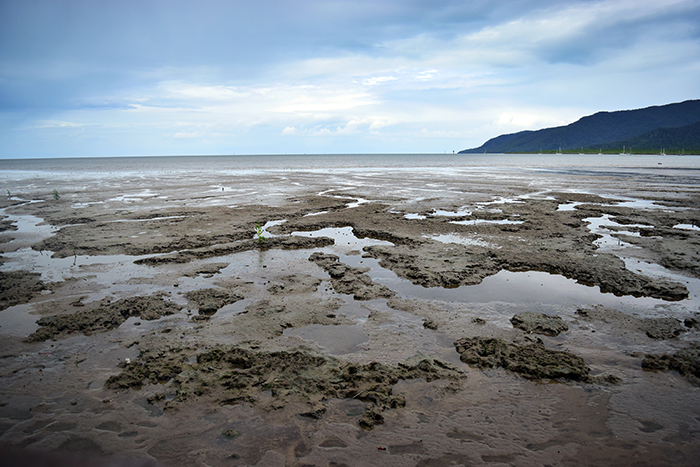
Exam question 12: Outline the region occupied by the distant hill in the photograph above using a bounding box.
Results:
[460,100,700,154]
[589,121,700,153]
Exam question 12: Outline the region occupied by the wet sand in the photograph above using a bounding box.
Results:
[1,160,700,466]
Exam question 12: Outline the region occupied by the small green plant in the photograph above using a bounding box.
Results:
[6,189,10,198]
[52,189,60,200]
[255,222,265,244]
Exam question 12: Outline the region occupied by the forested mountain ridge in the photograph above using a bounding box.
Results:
[460,100,700,153]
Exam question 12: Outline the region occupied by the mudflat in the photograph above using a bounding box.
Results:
[1,159,699,466]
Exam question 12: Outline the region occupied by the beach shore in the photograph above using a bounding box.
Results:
[1,160,699,466]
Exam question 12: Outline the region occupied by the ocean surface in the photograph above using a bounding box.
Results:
[1,153,700,177]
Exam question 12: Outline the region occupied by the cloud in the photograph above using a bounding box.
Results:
[497,111,570,132]
[1,0,699,157]
[172,132,201,139]
[362,76,399,86]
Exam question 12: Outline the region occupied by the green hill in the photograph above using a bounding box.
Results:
[460,100,700,154]
[588,121,700,154]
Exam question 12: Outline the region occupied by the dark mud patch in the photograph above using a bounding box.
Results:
[0,218,18,233]
[576,305,687,339]
[136,236,334,265]
[184,288,244,316]
[511,312,569,336]
[25,293,183,342]
[106,345,465,429]
[453,336,619,383]
[642,346,700,386]
[0,271,46,311]
[309,252,395,300]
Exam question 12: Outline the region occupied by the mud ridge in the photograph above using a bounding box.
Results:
[25,293,183,342]
[453,336,619,384]
[105,344,465,430]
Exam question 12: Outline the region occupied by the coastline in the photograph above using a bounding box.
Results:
[1,157,699,466]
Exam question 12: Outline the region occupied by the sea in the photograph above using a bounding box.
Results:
[1,153,700,176]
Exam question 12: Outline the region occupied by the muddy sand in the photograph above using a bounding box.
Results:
[1,159,700,466]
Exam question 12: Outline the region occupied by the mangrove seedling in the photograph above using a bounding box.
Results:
[53,189,60,200]
[255,222,266,244]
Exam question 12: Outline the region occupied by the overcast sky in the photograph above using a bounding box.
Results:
[1,0,699,158]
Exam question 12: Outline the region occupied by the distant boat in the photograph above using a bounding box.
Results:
[620,145,626,155]
[556,147,562,155]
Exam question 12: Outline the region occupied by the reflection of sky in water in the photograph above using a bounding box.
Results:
[426,234,495,248]
[674,223,700,231]
[284,324,369,355]
[585,214,656,251]
[450,219,523,226]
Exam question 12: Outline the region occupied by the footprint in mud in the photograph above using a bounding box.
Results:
[95,421,122,432]
[318,437,348,448]
[639,420,664,433]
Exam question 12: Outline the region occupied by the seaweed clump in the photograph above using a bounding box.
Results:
[105,345,465,429]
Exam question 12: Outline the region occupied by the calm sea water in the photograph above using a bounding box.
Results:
[1,153,700,175]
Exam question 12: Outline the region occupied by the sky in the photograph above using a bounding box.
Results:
[1,0,699,158]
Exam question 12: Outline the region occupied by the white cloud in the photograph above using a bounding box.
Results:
[3,0,699,157]
[172,132,201,139]
[362,76,398,86]
[496,112,569,131]
[32,120,85,129]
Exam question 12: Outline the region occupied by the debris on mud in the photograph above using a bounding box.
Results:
[642,346,700,386]
[0,270,46,311]
[309,252,395,300]
[576,305,687,339]
[453,336,619,384]
[511,312,569,336]
[105,345,465,429]
[25,293,183,342]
